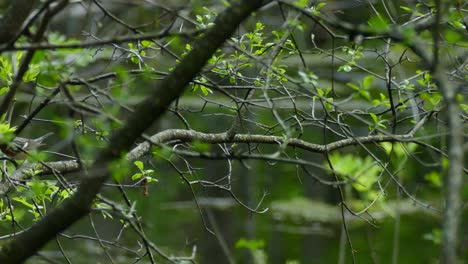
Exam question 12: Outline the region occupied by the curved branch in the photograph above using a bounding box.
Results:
[1,125,448,197]
[127,129,417,160]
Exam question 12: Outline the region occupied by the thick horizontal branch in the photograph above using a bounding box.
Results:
[0,128,417,194]
[127,129,416,160]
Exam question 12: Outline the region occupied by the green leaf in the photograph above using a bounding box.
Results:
[372,99,381,106]
[423,229,441,245]
[108,155,131,182]
[359,90,371,101]
[316,2,326,10]
[424,171,442,188]
[460,104,468,113]
[255,22,264,31]
[327,154,381,193]
[27,179,51,200]
[338,65,352,72]
[235,238,264,250]
[141,40,152,48]
[316,88,324,96]
[400,6,412,12]
[130,55,139,64]
[31,50,46,64]
[12,197,36,210]
[200,85,212,96]
[420,92,441,110]
[293,0,308,8]
[145,176,158,183]
[445,30,462,44]
[380,142,392,155]
[144,169,155,175]
[134,160,144,170]
[0,87,8,96]
[368,16,389,31]
[363,75,375,89]
[0,122,16,144]
[131,173,143,181]
[442,157,449,169]
[325,97,333,110]
[346,82,359,91]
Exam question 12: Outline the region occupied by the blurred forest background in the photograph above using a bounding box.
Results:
[0,0,466,263]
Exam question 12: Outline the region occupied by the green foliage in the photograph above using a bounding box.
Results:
[98,204,115,220]
[346,75,375,101]
[192,77,213,96]
[25,149,51,163]
[235,238,264,250]
[460,103,468,113]
[108,154,131,182]
[12,196,42,219]
[0,121,16,144]
[236,238,267,264]
[420,92,442,111]
[380,142,417,158]
[195,7,217,29]
[313,86,333,110]
[1,178,71,222]
[152,146,174,162]
[127,42,145,64]
[444,30,462,44]
[131,160,157,183]
[74,125,108,160]
[416,71,435,88]
[424,171,442,188]
[28,180,56,200]
[447,10,466,30]
[398,79,415,91]
[293,0,309,8]
[369,112,387,130]
[338,46,363,73]
[34,32,96,86]
[371,93,389,107]
[368,16,390,31]
[298,70,318,86]
[423,229,441,245]
[399,4,425,17]
[0,55,13,86]
[126,41,156,66]
[328,153,381,193]
[379,142,418,182]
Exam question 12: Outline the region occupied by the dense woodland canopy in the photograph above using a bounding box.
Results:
[0,0,466,263]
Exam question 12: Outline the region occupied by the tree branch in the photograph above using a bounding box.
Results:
[1,123,448,197]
